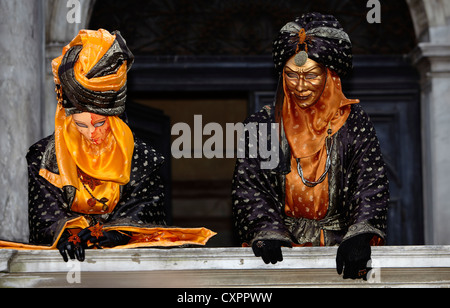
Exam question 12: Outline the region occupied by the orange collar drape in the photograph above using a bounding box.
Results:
[283,70,358,221]
[40,104,134,214]
[282,69,358,159]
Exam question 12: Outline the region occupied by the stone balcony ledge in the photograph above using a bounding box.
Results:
[1,245,450,288]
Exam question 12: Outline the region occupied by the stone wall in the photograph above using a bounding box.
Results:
[0,0,45,242]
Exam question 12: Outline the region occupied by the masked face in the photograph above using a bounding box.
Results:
[72,112,111,145]
[283,56,327,109]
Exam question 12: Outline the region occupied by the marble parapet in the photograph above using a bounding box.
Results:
[0,246,449,288]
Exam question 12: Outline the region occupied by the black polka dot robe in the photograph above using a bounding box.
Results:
[232,104,389,246]
[26,134,167,245]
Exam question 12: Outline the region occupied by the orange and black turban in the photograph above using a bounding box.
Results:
[273,13,352,77]
[52,29,134,116]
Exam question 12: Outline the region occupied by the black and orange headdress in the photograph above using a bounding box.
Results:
[273,12,352,77]
[52,29,134,116]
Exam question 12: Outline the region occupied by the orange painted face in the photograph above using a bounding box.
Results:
[283,57,327,109]
[72,112,111,145]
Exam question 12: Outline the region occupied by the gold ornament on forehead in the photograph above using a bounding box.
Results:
[295,51,309,67]
[294,28,311,67]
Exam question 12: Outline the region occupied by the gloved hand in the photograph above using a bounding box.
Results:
[77,224,130,248]
[336,233,373,280]
[252,239,292,264]
[57,230,86,262]
[87,230,131,248]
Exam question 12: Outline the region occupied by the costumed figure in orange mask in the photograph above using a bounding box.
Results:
[0,29,215,261]
[232,13,389,280]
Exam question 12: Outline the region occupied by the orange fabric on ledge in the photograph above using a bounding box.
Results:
[0,218,216,251]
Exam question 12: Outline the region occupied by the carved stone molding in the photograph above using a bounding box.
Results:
[1,246,450,287]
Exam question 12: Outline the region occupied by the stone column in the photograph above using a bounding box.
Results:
[407,0,450,245]
[412,43,450,245]
[0,0,45,241]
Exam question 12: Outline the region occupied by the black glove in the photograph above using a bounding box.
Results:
[77,226,130,248]
[57,230,86,262]
[252,239,292,264]
[88,230,131,248]
[336,233,373,280]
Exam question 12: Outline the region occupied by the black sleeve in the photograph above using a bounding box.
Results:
[27,138,82,245]
[232,108,292,245]
[340,105,389,242]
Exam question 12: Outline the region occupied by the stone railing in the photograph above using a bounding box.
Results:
[1,246,450,288]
